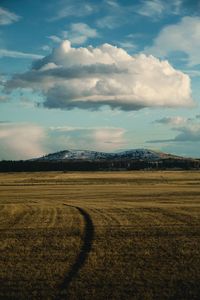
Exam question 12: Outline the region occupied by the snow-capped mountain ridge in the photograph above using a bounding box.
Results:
[37,149,179,161]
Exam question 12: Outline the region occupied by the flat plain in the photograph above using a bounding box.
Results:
[0,171,200,299]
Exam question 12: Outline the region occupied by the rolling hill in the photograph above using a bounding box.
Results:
[35,149,181,161]
[0,149,199,172]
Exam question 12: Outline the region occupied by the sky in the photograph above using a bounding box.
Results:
[0,0,200,159]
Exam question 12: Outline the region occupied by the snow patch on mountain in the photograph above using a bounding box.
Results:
[37,149,168,161]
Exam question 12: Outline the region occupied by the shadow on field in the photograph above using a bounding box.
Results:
[56,204,94,299]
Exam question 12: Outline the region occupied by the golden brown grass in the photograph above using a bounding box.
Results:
[0,171,200,299]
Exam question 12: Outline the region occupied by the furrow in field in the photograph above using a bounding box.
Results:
[140,207,195,225]
[6,205,58,229]
[0,205,8,226]
[102,207,143,227]
[89,208,123,228]
[39,206,56,228]
[53,207,65,228]
[28,206,56,229]
[16,205,41,228]
[0,204,30,229]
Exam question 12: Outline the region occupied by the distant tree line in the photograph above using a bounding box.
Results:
[0,158,199,172]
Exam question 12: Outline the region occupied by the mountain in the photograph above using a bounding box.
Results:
[36,149,182,161]
[1,149,199,172]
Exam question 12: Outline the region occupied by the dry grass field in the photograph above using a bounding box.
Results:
[0,171,200,299]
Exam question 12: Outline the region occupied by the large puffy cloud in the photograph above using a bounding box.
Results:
[0,122,126,160]
[5,40,194,111]
[147,16,200,66]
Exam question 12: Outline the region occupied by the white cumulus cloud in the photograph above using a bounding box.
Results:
[4,40,194,111]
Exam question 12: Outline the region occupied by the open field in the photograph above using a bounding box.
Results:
[0,171,200,299]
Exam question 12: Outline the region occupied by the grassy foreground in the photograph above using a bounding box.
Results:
[0,171,200,299]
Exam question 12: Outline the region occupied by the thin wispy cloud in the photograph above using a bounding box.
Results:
[0,123,46,159]
[47,23,98,46]
[132,0,197,18]
[0,49,43,59]
[0,122,127,159]
[62,23,98,45]
[146,16,200,66]
[96,0,183,30]
[154,116,187,126]
[48,35,62,43]
[183,70,200,78]
[136,0,165,18]
[0,7,21,25]
[96,1,133,29]
[48,126,127,152]
[0,95,9,103]
[96,15,121,29]
[49,0,96,21]
[117,41,137,52]
[148,116,200,143]
[148,125,200,143]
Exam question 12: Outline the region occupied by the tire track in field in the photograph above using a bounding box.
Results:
[56,204,94,299]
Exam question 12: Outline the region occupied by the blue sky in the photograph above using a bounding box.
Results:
[0,0,200,159]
